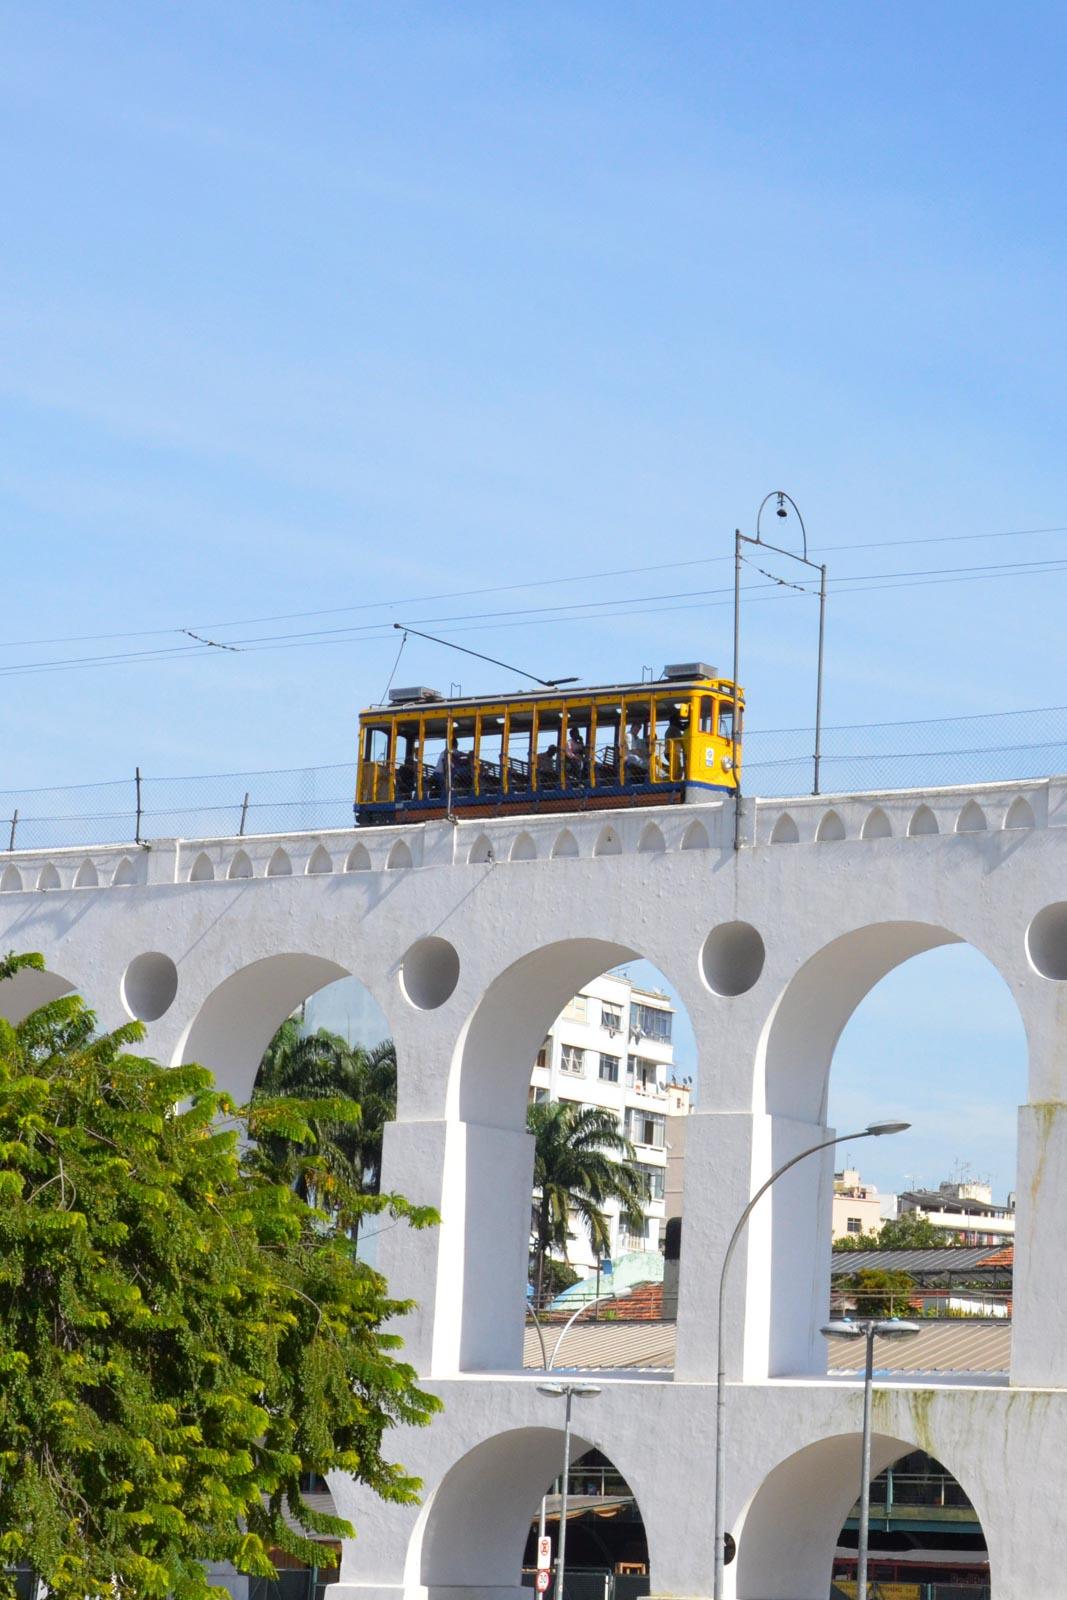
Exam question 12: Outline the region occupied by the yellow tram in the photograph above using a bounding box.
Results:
[354,662,742,825]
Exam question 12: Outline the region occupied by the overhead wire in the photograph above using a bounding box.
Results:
[2,520,1067,653]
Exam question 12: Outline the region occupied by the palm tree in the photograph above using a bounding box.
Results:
[527,1099,648,1307]
[251,1020,397,1220]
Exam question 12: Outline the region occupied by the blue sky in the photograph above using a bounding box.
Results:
[5,2,1062,1197]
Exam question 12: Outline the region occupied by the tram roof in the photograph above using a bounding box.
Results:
[361,673,742,718]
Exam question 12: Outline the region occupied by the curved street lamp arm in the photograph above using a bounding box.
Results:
[712,1125,886,1600]
[549,1292,616,1370]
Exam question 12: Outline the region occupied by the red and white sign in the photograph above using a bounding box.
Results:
[535,1569,551,1593]
[536,1537,552,1571]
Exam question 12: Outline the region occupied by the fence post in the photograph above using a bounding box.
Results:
[135,768,143,845]
[7,809,17,852]
[239,791,250,836]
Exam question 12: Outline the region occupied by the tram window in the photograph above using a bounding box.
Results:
[365,725,390,765]
[536,711,562,787]
[423,717,449,797]
[394,721,419,800]
[564,707,592,785]
[655,698,688,780]
[505,713,533,792]
[477,714,505,794]
[451,716,477,794]
[595,703,622,786]
[622,700,651,782]
[699,696,714,734]
[718,702,737,740]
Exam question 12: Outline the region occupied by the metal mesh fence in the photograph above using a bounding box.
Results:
[3,704,1067,852]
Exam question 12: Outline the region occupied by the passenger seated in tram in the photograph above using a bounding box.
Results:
[537,744,560,784]
[625,723,649,781]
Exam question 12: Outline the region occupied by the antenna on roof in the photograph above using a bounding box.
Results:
[392,622,578,688]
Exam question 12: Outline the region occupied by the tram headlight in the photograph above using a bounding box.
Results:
[722,755,734,771]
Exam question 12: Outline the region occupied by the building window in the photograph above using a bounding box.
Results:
[535,1038,550,1071]
[846,1217,863,1234]
[626,1108,666,1149]
[638,1163,665,1201]
[561,995,588,1023]
[529,1086,550,1104]
[631,1003,672,1043]
[600,1003,622,1034]
[630,1056,660,1092]
[599,1053,620,1083]
[560,1044,585,1076]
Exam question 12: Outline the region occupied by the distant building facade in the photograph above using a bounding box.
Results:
[530,973,682,1270]
[831,1166,884,1241]
[899,1180,1016,1245]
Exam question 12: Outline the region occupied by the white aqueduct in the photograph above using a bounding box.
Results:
[2,779,1067,1598]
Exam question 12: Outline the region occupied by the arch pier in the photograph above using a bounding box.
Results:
[1,777,1066,1596]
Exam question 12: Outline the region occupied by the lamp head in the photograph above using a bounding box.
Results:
[865,1120,910,1137]
[820,1320,865,1340]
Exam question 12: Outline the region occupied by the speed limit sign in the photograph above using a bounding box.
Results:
[535,1570,551,1593]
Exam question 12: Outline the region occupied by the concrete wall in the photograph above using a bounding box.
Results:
[2,775,1066,1597]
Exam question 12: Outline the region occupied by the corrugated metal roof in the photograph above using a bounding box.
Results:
[524,1319,1010,1374]
[830,1247,1010,1276]
[825,1321,1010,1374]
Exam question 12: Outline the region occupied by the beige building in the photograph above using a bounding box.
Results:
[831,1166,884,1242]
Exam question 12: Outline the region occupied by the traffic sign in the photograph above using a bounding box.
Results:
[536,1536,552,1570]
[535,1568,551,1592]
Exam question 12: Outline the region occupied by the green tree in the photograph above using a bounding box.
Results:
[0,952,438,1600]
[527,1100,647,1306]
[252,1022,397,1213]
[836,1266,916,1316]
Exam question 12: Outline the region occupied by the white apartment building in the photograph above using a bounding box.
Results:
[831,1166,884,1242]
[530,972,677,1270]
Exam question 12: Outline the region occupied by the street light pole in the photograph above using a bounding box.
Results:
[537,1381,601,1600]
[821,1318,920,1600]
[712,1120,910,1600]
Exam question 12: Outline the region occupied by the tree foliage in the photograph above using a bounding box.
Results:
[251,1020,397,1222]
[527,1100,647,1304]
[0,953,438,1600]
[836,1267,916,1316]
[835,1212,964,1250]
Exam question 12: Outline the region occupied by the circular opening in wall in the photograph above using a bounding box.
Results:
[400,936,460,1010]
[122,951,179,1021]
[1027,902,1067,980]
[700,920,765,996]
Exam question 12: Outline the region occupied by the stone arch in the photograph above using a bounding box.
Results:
[0,962,77,1024]
[410,1426,594,1593]
[176,953,359,1106]
[387,839,413,870]
[74,858,98,888]
[1005,795,1036,830]
[306,844,333,875]
[468,834,494,865]
[769,812,799,844]
[112,856,137,887]
[908,803,939,836]
[861,805,892,839]
[735,1431,994,1599]
[345,842,371,871]
[956,799,987,833]
[189,852,214,882]
[815,809,845,842]
[593,824,622,856]
[228,849,253,880]
[37,862,61,890]
[266,847,292,877]
[755,920,1023,1377]
[551,828,579,859]
[510,832,537,862]
[681,819,709,850]
[638,821,666,853]
[0,864,22,892]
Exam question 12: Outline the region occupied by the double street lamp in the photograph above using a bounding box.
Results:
[821,1317,920,1600]
[536,1379,601,1600]
[712,1119,910,1600]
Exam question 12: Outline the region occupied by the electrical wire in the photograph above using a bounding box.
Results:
[2,520,1067,653]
